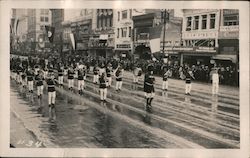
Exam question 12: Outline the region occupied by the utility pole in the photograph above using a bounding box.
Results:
[161,9,169,63]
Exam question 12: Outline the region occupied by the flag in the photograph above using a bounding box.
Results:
[45,26,55,43]
[149,25,162,53]
[70,33,75,50]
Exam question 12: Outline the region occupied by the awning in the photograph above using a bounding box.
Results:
[99,34,109,40]
[212,54,237,63]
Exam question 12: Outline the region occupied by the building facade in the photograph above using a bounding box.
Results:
[27,9,52,53]
[88,9,114,61]
[113,9,148,60]
[181,9,220,66]
[62,9,94,57]
[132,9,182,62]
[51,9,64,55]
[216,9,239,65]
[181,9,239,67]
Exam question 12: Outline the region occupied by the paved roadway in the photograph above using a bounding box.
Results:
[10,70,239,148]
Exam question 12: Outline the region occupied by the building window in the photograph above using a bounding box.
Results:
[202,15,207,29]
[224,14,239,26]
[193,16,199,30]
[45,17,48,22]
[40,16,44,22]
[117,28,120,38]
[40,26,44,30]
[122,27,127,37]
[129,9,132,19]
[210,14,216,29]
[118,12,120,21]
[110,16,113,27]
[106,17,110,27]
[128,27,132,37]
[186,17,192,31]
[122,10,127,19]
[104,17,107,27]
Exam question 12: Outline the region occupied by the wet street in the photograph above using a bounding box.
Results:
[10,71,239,148]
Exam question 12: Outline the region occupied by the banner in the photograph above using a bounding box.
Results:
[149,38,161,53]
[149,25,162,53]
[45,26,55,43]
[70,33,75,50]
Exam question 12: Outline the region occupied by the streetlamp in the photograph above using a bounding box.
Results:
[161,9,169,63]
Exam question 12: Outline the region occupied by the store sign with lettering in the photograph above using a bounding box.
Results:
[182,31,218,39]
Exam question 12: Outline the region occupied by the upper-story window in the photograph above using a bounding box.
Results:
[122,10,127,19]
[186,17,192,31]
[117,28,120,38]
[210,14,216,29]
[202,15,207,29]
[223,14,239,26]
[122,27,127,37]
[40,16,44,22]
[118,12,120,21]
[45,17,48,22]
[129,9,132,19]
[193,16,199,30]
[128,27,132,37]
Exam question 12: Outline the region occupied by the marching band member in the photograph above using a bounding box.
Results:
[144,68,155,112]
[93,65,99,84]
[162,68,171,92]
[184,66,195,95]
[57,63,64,88]
[35,70,44,100]
[26,66,34,94]
[99,73,108,102]
[106,63,113,87]
[77,67,86,95]
[115,66,123,91]
[47,71,57,121]
[133,64,142,84]
[68,66,75,91]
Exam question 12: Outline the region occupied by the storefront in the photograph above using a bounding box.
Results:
[88,34,114,61]
[169,46,218,66]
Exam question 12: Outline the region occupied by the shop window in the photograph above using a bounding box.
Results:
[210,14,216,29]
[186,17,192,31]
[202,15,207,29]
[122,10,127,19]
